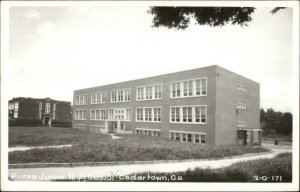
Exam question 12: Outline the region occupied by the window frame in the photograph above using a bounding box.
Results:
[170,77,207,98]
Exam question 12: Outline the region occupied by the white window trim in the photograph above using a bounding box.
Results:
[136,128,162,132]
[74,109,87,120]
[90,109,107,121]
[237,84,247,92]
[170,77,207,99]
[237,103,247,109]
[110,88,131,103]
[75,94,88,105]
[169,131,206,144]
[237,121,247,127]
[108,107,132,121]
[91,92,108,104]
[170,105,207,124]
[136,83,163,101]
[45,103,51,113]
[135,107,162,123]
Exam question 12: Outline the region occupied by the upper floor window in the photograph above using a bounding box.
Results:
[91,92,107,104]
[136,84,162,101]
[53,103,56,111]
[45,103,50,113]
[39,102,42,110]
[75,94,88,105]
[237,103,246,109]
[111,88,130,103]
[171,78,207,98]
[9,103,15,110]
[237,84,246,92]
[14,102,19,110]
[170,105,207,124]
[237,121,246,127]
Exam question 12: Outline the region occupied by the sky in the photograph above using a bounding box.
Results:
[7,5,294,112]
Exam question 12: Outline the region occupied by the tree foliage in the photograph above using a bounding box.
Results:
[148,7,285,30]
[260,108,292,135]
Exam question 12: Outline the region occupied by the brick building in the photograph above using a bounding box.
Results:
[9,97,72,125]
[72,65,261,146]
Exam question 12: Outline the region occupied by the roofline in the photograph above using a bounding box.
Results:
[216,65,259,85]
[74,65,219,92]
[9,97,71,103]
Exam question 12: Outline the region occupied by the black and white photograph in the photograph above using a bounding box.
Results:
[1,0,299,191]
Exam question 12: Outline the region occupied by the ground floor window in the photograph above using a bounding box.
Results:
[73,124,86,131]
[170,131,206,144]
[135,128,161,137]
[90,125,105,133]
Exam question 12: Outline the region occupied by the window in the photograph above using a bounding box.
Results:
[53,103,56,111]
[171,78,207,98]
[111,89,130,103]
[45,103,50,113]
[14,111,18,118]
[154,85,162,99]
[182,133,187,142]
[74,124,86,131]
[14,102,19,109]
[137,87,144,100]
[136,107,161,122]
[90,109,106,120]
[136,128,161,137]
[91,92,107,104]
[137,84,162,101]
[171,106,207,124]
[237,121,246,127]
[108,108,132,121]
[237,103,246,109]
[238,84,246,91]
[194,134,200,143]
[39,102,42,110]
[75,109,87,120]
[53,112,56,120]
[187,134,192,142]
[171,131,206,144]
[126,109,132,121]
[75,95,88,105]
[38,111,42,119]
[146,86,152,100]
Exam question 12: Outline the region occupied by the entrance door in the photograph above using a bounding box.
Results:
[109,122,117,133]
[237,130,247,145]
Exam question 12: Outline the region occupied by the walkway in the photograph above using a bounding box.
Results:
[8,143,291,181]
[9,144,73,152]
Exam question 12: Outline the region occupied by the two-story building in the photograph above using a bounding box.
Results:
[9,97,72,125]
[72,65,261,146]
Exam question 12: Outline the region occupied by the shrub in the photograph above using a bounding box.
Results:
[9,118,43,126]
[52,120,71,128]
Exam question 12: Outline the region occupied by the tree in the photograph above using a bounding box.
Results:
[148,7,285,29]
[278,112,293,135]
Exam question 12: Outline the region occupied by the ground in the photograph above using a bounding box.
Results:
[9,126,269,163]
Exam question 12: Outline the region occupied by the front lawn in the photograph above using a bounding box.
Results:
[9,126,111,147]
[9,127,269,164]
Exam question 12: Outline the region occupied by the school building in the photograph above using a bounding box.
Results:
[9,97,72,125]
[72,65,261,146]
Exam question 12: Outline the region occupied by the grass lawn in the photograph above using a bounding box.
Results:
[9,126,270,164]
[9,126,112,147]
[108,153,292,182]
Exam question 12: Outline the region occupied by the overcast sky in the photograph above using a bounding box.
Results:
[7,5,294,112]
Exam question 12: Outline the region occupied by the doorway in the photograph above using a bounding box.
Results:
[237,130,247,145]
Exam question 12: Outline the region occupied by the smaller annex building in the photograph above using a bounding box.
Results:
[9,97,72,126]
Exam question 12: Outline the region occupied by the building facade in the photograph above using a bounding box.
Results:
[72,66,261,146]
[9,97,72,125]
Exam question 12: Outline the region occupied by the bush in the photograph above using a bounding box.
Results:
[9,118,43,126]
[52,120,71,128]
